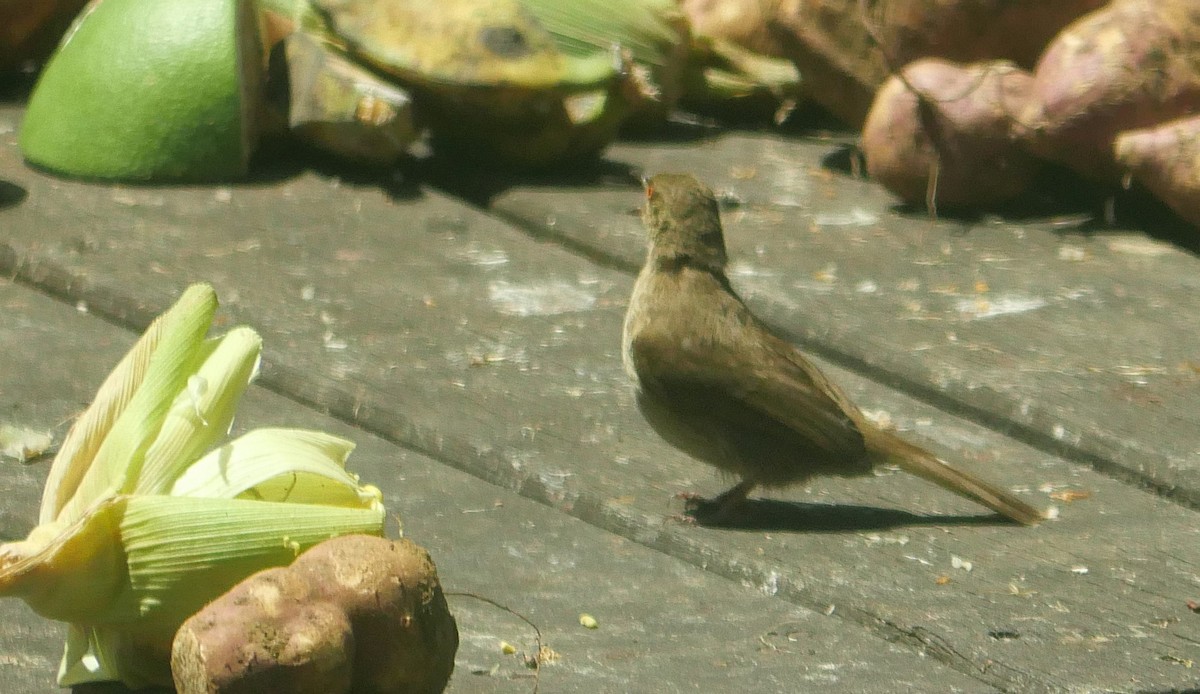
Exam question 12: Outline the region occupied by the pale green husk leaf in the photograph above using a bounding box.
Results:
[0,283,388,689]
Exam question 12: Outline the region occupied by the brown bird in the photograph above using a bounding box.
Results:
[622,173,1045,525]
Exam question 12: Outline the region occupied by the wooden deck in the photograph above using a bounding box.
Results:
[2,84,1200,693]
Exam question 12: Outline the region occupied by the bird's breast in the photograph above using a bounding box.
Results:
[621,271,654,383]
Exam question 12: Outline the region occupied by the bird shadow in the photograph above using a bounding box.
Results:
[687,497,1015,533]
[419,153,644,207]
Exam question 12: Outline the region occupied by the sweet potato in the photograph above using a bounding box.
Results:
[172,572,355,694]
[769,0,1102,127]
[1022,0,1200,181]
[1115,115,1200,229]
[172,535,458,694]
[862,58,1038,210]
[877,0,1106,71]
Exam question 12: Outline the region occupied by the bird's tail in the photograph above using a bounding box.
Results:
[871,433,1046,525]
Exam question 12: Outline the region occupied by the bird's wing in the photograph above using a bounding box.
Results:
[631,316,869,464]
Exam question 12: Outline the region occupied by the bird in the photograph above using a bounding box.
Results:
[621,172,1045,525]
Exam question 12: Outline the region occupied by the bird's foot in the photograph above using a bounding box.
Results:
[676,482,755,526]
[681,495,748,526]
[666,492,706,524]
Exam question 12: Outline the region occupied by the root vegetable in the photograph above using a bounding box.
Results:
[862,58,1038,210]
[1022,0,1200,181]
[769,0,1102,127]
[1115,115,1200,229]
[172,573,354,694]
[877,0,1106,71]
[172,535,458,694]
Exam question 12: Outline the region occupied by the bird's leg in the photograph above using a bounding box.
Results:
[682,479,755,525]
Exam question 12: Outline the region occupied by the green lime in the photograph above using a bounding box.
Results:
[20,0,261,181]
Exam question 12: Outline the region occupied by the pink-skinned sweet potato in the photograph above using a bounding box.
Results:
[862,58,1038,210]
[172,535,458,694]
[172,571,355,694]
[1115,115,1200,229]
[877,0,1107,71]
[769,0,1102,127]
[1021,0,1200,182]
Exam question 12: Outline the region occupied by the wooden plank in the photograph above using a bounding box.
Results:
[0,280,993,693]
[486,132,1200,507]
[4,104,1200,690]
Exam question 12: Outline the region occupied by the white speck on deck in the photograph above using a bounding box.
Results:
[812,208,879,227]
[457,246,509,267]
[488,280,597,316]
[956,294,1047,319]
[760,570,781,596]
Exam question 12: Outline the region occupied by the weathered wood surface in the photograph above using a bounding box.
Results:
[3,96,1200,693]
[488,132,1200,505]
[0,280,992,693]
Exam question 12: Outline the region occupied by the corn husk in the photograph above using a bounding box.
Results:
[0,283,385,688]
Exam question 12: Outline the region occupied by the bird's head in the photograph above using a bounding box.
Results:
[641,173,728,270]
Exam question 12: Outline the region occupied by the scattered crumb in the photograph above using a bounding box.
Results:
[1008,582,1037,597]
[812,264,837,283]
[0,424,54,463]
[729,165,757,180]
[859,409,893,430]
[1057,245,1088,261]
[1106,237,1173,257]
[536,645,560,664]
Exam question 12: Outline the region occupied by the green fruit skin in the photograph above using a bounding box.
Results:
[20,0,256,181]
